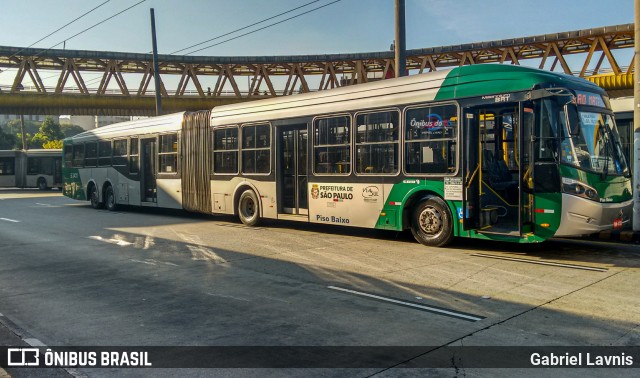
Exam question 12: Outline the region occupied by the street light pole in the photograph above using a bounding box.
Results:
[394,0,406,78]
[150,8,162,116]
[634,0,640,231]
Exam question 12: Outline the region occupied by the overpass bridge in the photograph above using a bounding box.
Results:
[0,23,633,116]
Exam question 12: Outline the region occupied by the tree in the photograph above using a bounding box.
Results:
[0,128,17,149]
[15,133,38,149]
[39,117,65,140]
[61,124,86,138]
[43,140,63,149]
[15,133,40,149]
[32,117,65,149]
[6,119,40,135]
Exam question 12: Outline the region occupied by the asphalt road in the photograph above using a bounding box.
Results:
[0,189,639,377]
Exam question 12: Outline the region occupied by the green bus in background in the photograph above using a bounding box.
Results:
[63,65,632,247]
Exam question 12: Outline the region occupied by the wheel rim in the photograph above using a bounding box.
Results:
[107,191,114,208]
[417,206,443,235]
[240,197,255,219]
[91,189,98,205]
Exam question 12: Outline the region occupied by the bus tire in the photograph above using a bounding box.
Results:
[105,185,118,212]
[37,178,48,191]
[89,184,103,209]
[410,196,454,247]
[238,190,260,226]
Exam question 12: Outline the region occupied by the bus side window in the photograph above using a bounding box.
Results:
[73,144,85,168]
[113,139,128,166]
[98,141,112,167]
[404,103,457,174]
[0,157,15,175]
[129,137,139,174]
[212,127,238,174]
[355,110,399,175]
[241,124,270,174]
[159,134,178,174]
[27,157,39,174]
[64,145,73,168]
[313,115,351,175]
[85,142,97,167]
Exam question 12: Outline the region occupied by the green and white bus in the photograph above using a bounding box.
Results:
[63,65,632,247]
[1,149,63,190]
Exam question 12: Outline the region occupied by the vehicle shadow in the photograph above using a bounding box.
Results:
[1,198,639,371]
[107,203,640,269]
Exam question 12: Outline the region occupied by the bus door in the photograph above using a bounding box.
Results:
[53,157,62,186]
[277,124,308,216]
[462,109,480,229]
[463,104,522,236]
[522,99,562,234]
[140,137,157,203]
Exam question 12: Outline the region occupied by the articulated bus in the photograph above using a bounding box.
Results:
[0,149,63,190]
[62,65,632,247]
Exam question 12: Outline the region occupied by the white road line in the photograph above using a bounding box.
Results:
[130,259,156,266]
[144,258,179,267]
[471,253,609,272]
[206,292,251,302]
[23,338,46,347]
[88,235,133,246]
[0,218,20,223]
[328,286,484,322]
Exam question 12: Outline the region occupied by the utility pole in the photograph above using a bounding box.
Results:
[20,114,27,151]
[150,8,162,116]
[634,0,640,231]
[394,0,406,78]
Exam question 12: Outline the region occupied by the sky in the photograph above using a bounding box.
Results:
[0,0,634,87]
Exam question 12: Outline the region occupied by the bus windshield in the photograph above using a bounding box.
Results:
[562,110,629,176]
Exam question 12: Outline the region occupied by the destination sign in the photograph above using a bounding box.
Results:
[575,91,606,108]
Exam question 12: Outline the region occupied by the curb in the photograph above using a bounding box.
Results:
[591,230,640,243]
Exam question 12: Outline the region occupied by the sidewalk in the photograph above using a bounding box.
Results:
[0,316,70,378]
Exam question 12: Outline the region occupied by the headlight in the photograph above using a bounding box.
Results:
[561,177,600,202]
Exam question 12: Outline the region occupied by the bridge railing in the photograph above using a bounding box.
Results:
[0,23,633,114]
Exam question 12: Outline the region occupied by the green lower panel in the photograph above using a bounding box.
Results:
[376,209,397,230]
[62,168,86,200]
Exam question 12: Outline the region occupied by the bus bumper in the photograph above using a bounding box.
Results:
[553,194,633,237]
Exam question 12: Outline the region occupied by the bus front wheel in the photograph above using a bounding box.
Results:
[105,186,117,212]
[410,196,454,247]
[238,190,260,226]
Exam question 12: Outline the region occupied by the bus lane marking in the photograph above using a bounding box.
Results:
[471,253,608,272]
[88,235,133,247]
[0,218,20,223]
[130,259,156,266]
[206,292,251,302]
[23,338,46,347]
[328,286,485,322]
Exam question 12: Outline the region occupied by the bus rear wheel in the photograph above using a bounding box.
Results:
[90,185,103,209]
[410,196,454,247]
[105,186,117,212]
[37,178,48,191]
[238,190,260,226]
